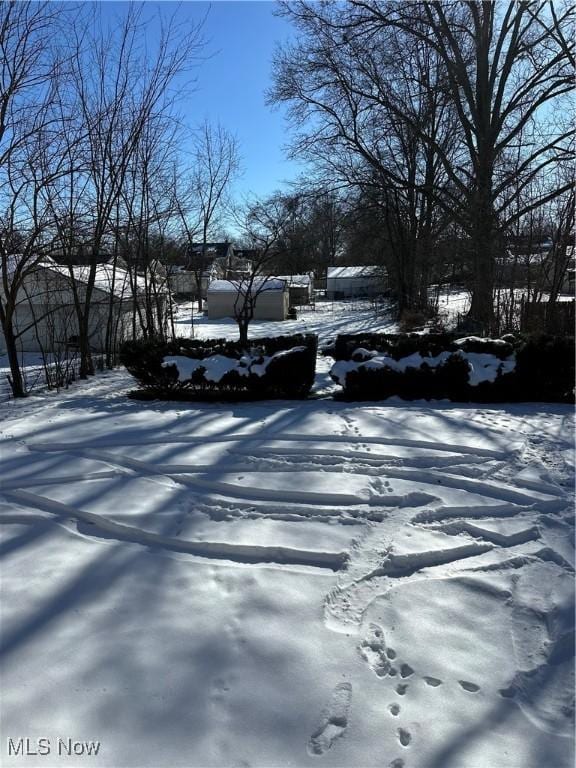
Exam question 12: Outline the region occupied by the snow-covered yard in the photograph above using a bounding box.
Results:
[0,299,396,401]
[176,297,397,344]
[0,366,573,768]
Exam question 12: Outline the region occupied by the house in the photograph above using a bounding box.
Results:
[326,265,386,299]
[168,261,222,299]
[168,243,253,299]
[496,243,575,294]
[1,257,154,353]
[276,273,314,305]
[495,250,548,287]
[207,278,289,321]
[563,245,575,294]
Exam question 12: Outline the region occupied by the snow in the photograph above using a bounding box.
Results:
[44,262,153,298]
[161,354,205,381]
[0,367,573,768]
[1,299,390,400]
[161,347,309,384]
[175,298,397,346]
[463,351,516,386]
[277,273,313,287]
[169,299,397,395]
[327,266,381,279]
[453,336,511,347]
[2,256,152,300]
[331,347,517,388]
[208,278,287,293]
[162,353,247,383]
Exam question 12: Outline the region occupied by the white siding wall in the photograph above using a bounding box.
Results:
[1,268,143,353]
[326,276,382,299]
[168,271,197,296]
[207,289,288,321]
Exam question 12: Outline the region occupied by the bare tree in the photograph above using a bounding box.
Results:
[347,0,574,329]
[0,1,68,396]
[270,2,458,316]
[48,4,205,378]
[231,195,294,344]
[178,120,240,311]
[272,1,574,330]
[112,112,179,355]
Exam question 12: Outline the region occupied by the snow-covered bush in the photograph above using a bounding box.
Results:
[328,333,574,403]
[120,334,318,400]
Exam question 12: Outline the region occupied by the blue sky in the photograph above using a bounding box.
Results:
[101,1,306,200]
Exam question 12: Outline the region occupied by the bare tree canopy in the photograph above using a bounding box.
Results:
[0,1,207,395]
[270,0,575,329]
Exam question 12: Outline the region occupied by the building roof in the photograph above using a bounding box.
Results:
[37,260,153,298]
[189,242,233,258]
[327,265,382,279]
[208,278,287,294]
[497,251,548,265]
[233,248,259,260]
[276,274,313,287]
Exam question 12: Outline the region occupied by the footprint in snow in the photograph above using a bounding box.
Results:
[398,727,412,747]
[358,623,395,678]
[307,682,352,756]
[459,680,481,693]
[400,664,414,679]
[358,622,482,704]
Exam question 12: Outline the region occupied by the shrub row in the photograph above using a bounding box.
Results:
[330,332,515,360]
[120,334,318,400]
[328,333,574,403]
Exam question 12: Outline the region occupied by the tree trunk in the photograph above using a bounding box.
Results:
[78,314,94,378]
[2,320,26,397]
[467,172,495,333]
[238,319,249,346]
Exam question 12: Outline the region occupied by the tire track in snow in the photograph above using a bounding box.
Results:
[20,423,573,656]
[26,441,562,512]
[25,446,439,511]
[28,433,511,458]
[2,490,348,571]
[0,470,124,491]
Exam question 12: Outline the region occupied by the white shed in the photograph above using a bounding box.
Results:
[207,278,289,321]
[326,265,386,299]
[0,257,151,353]
[277,273,314,305]
[167,266,198,297]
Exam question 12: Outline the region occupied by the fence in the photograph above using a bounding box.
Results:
[1,351,115,402]
[521,300,575,335]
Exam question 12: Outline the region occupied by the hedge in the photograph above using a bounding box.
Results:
[120,334,318,400]
[327,333,574,403]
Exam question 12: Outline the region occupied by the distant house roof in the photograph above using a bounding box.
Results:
[497,251,548,265]
[208,278,287,293]
[233,248,259,260]
[327,265,382,279]
[189,242,233,258]
[50,249,113,266]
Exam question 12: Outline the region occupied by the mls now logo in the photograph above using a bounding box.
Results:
[7,737,101,757]
[7,739,51,757]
